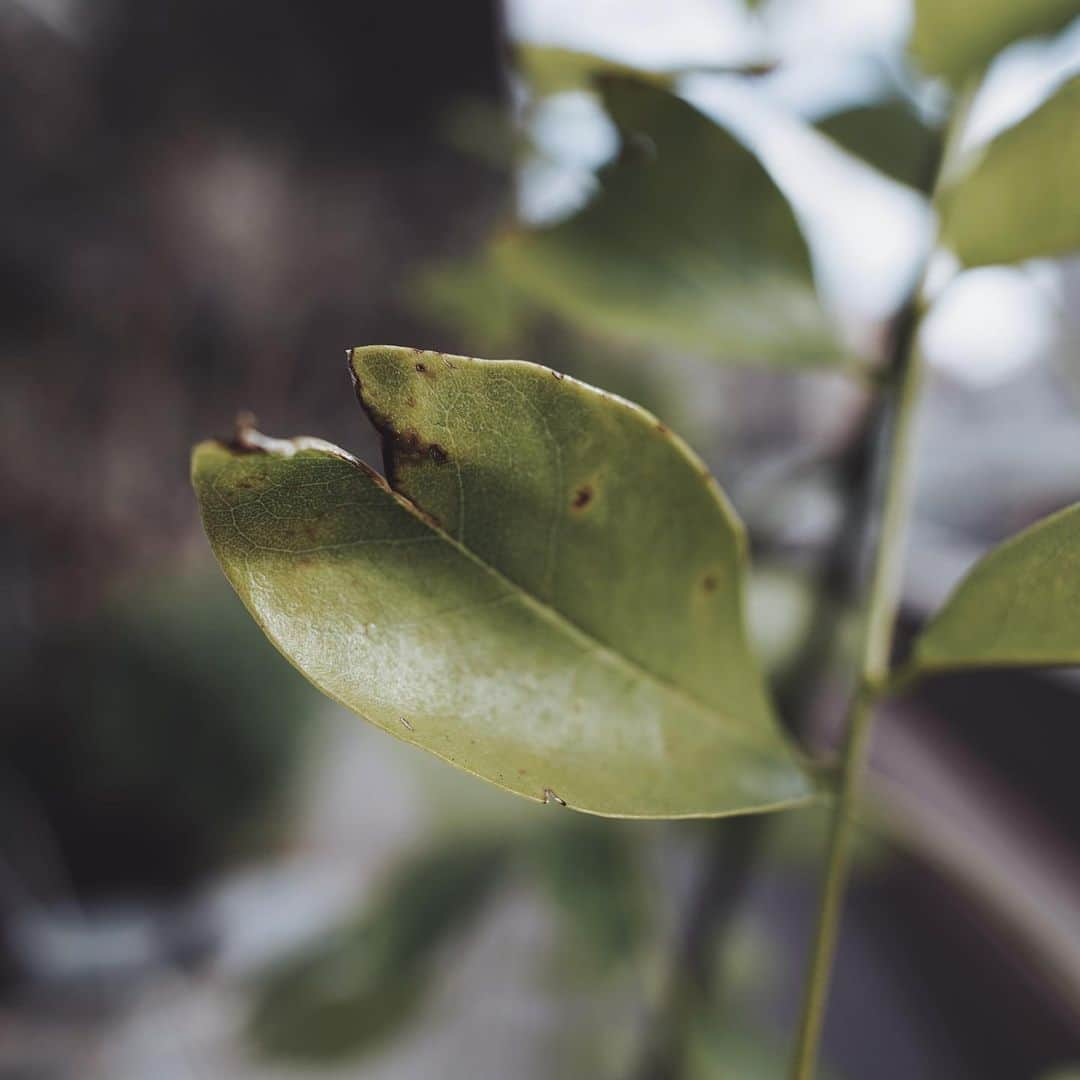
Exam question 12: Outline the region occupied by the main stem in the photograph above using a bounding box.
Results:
[790,82,976,1078]
[790,321,925,1079]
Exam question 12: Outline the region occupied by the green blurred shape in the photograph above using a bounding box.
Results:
[816,100,939,189]
[250,841,507,1061]
[689,1016,842,1079]
[910,0,1078,86]
[516,45,674,99]
[494,78,850,369]
[938,76,1080,267]
[527,818,650,974]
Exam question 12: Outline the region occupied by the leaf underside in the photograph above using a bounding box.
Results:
[192,346,813,818]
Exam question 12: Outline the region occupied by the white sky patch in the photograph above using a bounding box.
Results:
[919,266,1059,387]
[681,74,932,324]
[505,0,760,68]
[963,17,1080,151]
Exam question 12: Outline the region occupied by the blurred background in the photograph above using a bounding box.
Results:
[2,0,1079,1076]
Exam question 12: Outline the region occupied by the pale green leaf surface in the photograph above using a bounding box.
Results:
[913,503,1080,674]
[494,78,847,368]
[910,0,1078,86]
[816,100,938,189]
[938,75,1080,267]
[192,347,813,818]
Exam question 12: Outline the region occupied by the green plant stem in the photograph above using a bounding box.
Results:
[790,328,926,1080]
[790,82,977,1079]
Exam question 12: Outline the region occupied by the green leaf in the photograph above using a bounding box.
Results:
[250,842,506,1061]
[494,77,848,369]
[910,0,1078,86]
[912,503,1080,674]
[192,346,814,818]
[816,100,938,189]
[938,76,1080,267]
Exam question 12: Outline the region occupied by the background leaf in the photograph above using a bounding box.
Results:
[912,502,1080,674]
[515,45,674,98]
[909,0,1078,86]
[494,77,848,368]
[526,818,649,974]
[938,75,1080,267]
[192,348,813,818]
[816,99,938,189]
[250,842,507,1062]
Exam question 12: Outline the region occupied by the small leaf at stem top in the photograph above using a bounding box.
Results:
[912,502,1080,674]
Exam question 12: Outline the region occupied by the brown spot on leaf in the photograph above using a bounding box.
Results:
[571,485,593,510]
[551,370,564,380]
[702,574,718,594]
[656,421,669,434]
[415,362,426,373]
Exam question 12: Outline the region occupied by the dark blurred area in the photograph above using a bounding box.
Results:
[2,0,1080,1077]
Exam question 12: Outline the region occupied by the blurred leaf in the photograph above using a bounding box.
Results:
[938,76,1080,267]
[816,100,938,189]
[494,78,849,369]
[516,45,674,98]
[910,0,1078,86]
[513,46,772,99]
[193,347,815,818]
[688,1020,821,1079]
[1041,1068,1080,1080]
[412,254,533,352]
[912,502,1080,674]
[440,97,522,170]
[528,819,650,974]
[250,842,507,1061]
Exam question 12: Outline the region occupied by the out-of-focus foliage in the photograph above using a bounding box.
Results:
[515,45,674,98]
[913,503,1080,673]
[909,0,1079,86]
[816,99,938,189]
[250,842,507,1061]
[413,255,532,353]
[527,818,649,974]
[494,78,848,368]
[1,575,316,894]
[513,45,771,99]
[192,348,814,818]
[938,75,1080,267]
[687,1018,830,1080]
